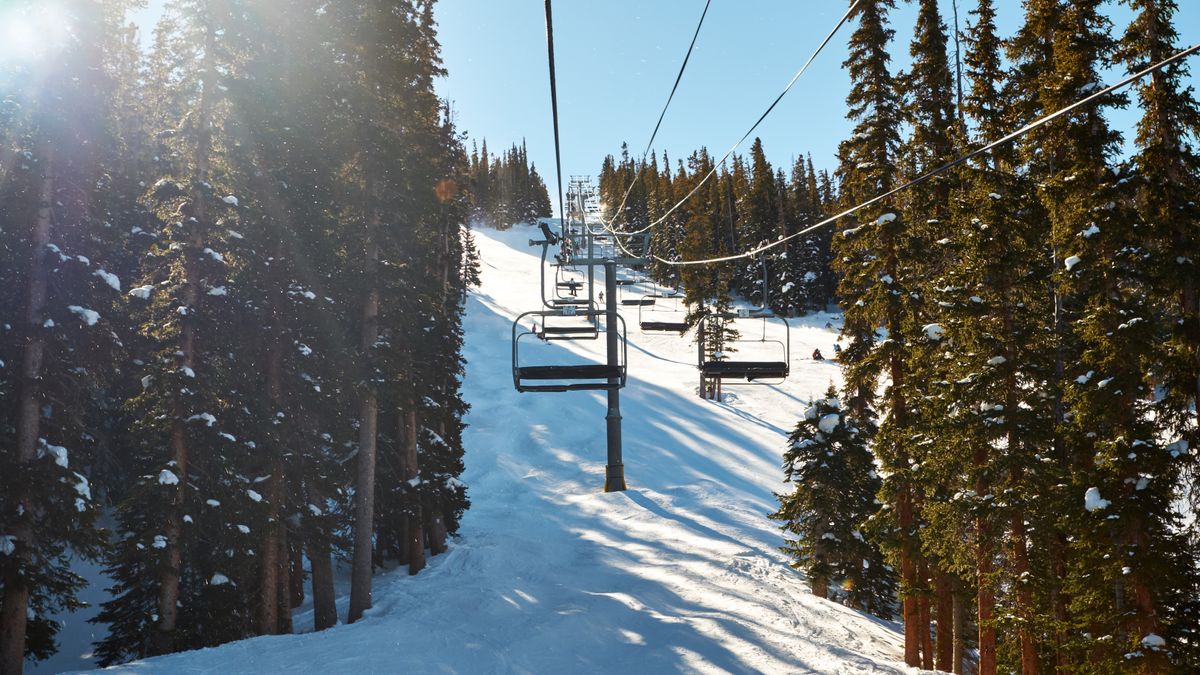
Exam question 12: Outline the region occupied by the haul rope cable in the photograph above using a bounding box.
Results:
[652,41,1200,267]
[602,0,862,242]
[544,0,567,239]
[599,0,713,234]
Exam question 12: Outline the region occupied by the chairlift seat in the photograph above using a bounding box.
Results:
[701,360,789,381]
[515,365,623,392]
[518,365,621,380]
[641,321,689,333]
[551,298,590,306]
[621,298,656,306]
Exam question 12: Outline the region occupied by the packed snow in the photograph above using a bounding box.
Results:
[74,223,908,674]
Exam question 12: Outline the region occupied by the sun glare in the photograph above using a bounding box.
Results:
[0,3,68,65]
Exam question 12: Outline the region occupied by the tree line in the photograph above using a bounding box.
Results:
[597,141,839,317]
[467,139,553,229]
[0,1,480,672]
[772,1,1200,674]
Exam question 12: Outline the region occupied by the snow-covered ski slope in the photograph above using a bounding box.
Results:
[91,223,911,674]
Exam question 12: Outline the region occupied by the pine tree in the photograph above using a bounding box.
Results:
[829,0,924,665]
[97,0,261,660]
[1118,1,1200,566]
[772,387,895,617]
[0,2,123,670]
[897,1,963,668]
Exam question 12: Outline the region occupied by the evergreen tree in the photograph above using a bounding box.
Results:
[829,0,923,665]
[0,2,117,669]
[772,387,895,617]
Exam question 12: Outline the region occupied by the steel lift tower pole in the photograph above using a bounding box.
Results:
[603,260,625,491]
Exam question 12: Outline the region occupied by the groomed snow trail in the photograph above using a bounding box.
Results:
[88,223,911,674]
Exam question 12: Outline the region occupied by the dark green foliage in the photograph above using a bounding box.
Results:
[772,388,895,617]
[468,139,553,228]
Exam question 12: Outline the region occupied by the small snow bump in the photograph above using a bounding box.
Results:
[67,305,100,326]
[1064,255,1082,271]
[1084,487,1110,512]
[94,269,121,291]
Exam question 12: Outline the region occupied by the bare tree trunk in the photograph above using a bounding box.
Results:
[308,536,337,631]
[258,348,284,635]
[976,444,997,675]
[1011,502,1038,674]
[0,140,54,675]
[276,526,293,634]
[401,410,425,575]
[952,582,966,674]
[899,490,920,667]
[289,540,305,609]
[918,559,934,671]
[935,569,954,672]
[348,238,380,623]
[258,476,281,634]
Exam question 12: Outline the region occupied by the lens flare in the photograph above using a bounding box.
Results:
[0,2,68,65]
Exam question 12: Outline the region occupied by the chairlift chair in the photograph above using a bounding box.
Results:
[535,304,599,341]
[638,290,689,333]
[513,309,628,393]
[698,309,790,383]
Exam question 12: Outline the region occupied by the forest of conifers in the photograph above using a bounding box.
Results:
[1,0,1199,674]
[597,0,1200,673]
[0,0,484,671]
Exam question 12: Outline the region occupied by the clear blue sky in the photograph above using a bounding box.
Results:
[134,1,1199,214]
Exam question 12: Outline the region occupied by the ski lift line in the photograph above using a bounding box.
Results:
[600,0,863,239]
[599,0,714,233]
[544,0,567,238]
[654,41,1200,267]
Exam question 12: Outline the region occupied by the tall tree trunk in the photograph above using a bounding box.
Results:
[952,581,966,674]
[289,540,305,609]
[1011,498,1038,675]
[976,443,997,675]
[276,527,293,634]
[401,410,425,575]
[918,559,934,670]
[0,140,54,675]
[258,348,284,635]
[899,490,920,667]
[308,535,337,631]
[935,569,954,672]
[348,238,380,623]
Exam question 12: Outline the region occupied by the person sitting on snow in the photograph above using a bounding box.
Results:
[812,348,824,361]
